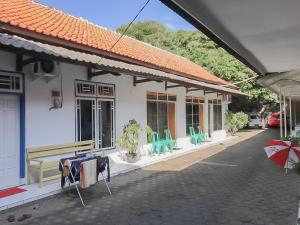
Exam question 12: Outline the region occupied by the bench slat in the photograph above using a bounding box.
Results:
[42,174,61,182]
[27,140,93,153]
[42,161,60,169]
[27,145,93,159]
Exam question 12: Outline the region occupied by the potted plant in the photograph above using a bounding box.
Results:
[116,119,142,163]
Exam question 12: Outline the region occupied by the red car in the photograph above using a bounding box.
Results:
[267,112,284,128]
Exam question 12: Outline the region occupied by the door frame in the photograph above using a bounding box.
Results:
[0,70,25,185]
[75,97,116,151]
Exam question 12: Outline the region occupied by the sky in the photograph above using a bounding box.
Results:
[38,0,195,31]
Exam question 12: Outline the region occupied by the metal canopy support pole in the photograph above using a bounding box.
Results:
[284,94,287,137]
[295,99,297,128]
[280,89,283,138]
[289,97,292,135]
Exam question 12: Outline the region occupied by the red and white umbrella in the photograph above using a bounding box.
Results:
[264,140,300,169]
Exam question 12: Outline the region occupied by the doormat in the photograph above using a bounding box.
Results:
[0,187,26,198]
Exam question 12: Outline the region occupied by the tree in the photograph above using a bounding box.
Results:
[117,21,277,111]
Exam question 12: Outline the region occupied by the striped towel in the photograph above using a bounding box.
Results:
[80,159,97,189]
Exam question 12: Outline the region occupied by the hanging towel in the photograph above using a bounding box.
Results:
[80,159,97,189]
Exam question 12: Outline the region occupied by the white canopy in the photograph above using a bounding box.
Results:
[161,0,300,75]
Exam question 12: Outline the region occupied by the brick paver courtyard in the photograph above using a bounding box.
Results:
[1,129,300,225]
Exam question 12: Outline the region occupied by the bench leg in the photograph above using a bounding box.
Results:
[27,160,31,185]
[39,163,43,188]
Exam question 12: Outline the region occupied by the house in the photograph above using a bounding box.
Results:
[0,0,245,190]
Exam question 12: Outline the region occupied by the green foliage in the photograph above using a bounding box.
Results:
[116,119,142,154]
[282,136,300,145]
[225,111,249,135]
[117,21,277,106]
[145,125,154,143]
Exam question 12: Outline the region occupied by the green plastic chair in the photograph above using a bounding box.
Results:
[197,126,207,142]
[151,132,167,155]
[164,129,175,153]
[189,127,201,145]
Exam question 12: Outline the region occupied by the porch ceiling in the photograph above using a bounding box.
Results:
[160,0,300,76]
[0,32,247,96]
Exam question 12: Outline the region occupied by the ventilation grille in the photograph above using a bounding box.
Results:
[75,80,114,98]
[0,73,22,93]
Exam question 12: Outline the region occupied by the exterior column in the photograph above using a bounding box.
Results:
[289,97,292,135]
[295,99,297,128]
[279,89,283,138]
[284,94,287,137]
[204,97,209,136]
[222,103,228,130]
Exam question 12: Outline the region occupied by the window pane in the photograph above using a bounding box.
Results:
[193,98,199,103]
[100,101,113,148]
[77,99,95,141]
[157,101,168,138]
[217,105,222,130]
[147,92,157,100]
[213,104,218,131]
[147,101,158,133]
[186,103,193,134]
[158,93,167,101]
[193,104,199,130]
[186,96,192,103]
[168,94,176,102]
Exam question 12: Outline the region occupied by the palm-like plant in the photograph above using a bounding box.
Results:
[116,119,142,154]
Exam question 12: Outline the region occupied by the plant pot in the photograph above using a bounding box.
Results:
[125,153,140,163]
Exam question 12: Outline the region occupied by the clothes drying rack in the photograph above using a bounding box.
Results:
[59,156,111,207]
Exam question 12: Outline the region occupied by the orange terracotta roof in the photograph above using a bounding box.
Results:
[0,0,233,87]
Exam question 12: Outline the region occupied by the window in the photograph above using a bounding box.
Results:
[186,96,204,135]
[0,72,22,93]
[213,99,222,131]
[147,92,176,139]
[75,80,115,150]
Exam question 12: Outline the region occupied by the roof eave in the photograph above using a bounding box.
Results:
[0,22,232,87]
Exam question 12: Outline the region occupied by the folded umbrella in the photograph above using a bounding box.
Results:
[264,139,300,169]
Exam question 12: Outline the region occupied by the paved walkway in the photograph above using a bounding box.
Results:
[1,129,300,225]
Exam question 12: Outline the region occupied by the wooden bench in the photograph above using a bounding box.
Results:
[27,140,94,187]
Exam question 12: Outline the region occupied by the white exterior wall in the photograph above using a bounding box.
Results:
[24,63,86,147]
[0,50,229,150]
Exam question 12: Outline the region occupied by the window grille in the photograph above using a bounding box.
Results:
[0,73,22,93]
[97,84,114,98]
[75,80,96,97]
